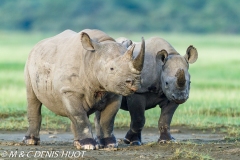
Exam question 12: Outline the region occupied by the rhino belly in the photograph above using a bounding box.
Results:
[33,85,67,116]
[29,68,67,116]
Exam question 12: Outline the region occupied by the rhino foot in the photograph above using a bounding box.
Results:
[123,139,141,146]
[74,138,99,150]
[95,136,105,149]
[101,137,118,148]
[123,138,141,146]
[124,130,142,146]
[158,136,176,144]
[130,140,141,146]
[23,135,40,145]
[96,136,118,148]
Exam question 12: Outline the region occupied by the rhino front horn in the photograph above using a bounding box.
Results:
[175,69,186,88]
[133,37,145,71]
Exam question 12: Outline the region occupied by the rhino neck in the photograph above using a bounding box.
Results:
[82,64,105,93]
[78,66,107,111]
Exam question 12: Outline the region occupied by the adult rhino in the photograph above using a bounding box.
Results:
[116,37,198,145]
[23,29,145,150]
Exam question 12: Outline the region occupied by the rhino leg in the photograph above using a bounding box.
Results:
[94,111,104,148]
[71,119,98,150]
[95,95,121,148]
[62,95,98,150]
[158,101,178,143]
[124,94,146,146]
[23,81,42,145]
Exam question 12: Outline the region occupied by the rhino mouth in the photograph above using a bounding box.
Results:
[115,87,135,96]
[120,90,135,96]
[126,87,137,94]
[173,99,187,104]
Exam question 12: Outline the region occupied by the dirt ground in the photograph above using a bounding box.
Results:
[0,127,239,160]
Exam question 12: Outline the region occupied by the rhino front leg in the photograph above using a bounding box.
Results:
[23,85,42,145]
[158,101,178,143]
[124,94,146,146]
[70,114,98,150]
[62,94,98,150]
[95,95,122,148]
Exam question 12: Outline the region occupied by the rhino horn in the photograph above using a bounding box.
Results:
[175,69,186,88]
[122,44,135,60]
[132,37,145,71]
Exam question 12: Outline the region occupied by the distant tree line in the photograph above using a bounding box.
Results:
[0,0,240,34]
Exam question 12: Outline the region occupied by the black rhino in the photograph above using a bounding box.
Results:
[23,29,145,150]
[116,36,198,145]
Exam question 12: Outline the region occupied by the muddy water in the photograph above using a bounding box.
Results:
[0,127,239,160]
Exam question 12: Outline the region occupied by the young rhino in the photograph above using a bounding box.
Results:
[116,37,198,145]
[23,29,145,150]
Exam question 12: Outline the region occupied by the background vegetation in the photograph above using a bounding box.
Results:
[0,0,240,34]
[0,31,239,138]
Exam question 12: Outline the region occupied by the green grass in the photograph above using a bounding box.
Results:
[0,31,239,137]
[170,147,213,160]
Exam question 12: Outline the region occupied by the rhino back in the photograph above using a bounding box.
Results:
[133,37,178,93]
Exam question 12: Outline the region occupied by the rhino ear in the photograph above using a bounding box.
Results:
[184,45,198,64]
[156,49,168,64]
[81,32,96,51]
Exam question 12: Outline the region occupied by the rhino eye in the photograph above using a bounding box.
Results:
[110,68,114,70]
[165,82,169,85]
[126,80,132,83]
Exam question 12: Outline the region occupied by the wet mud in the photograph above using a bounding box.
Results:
[0,127,239,160]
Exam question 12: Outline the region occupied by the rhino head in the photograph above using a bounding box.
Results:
[157,46,198,104]
[81,32,145,96]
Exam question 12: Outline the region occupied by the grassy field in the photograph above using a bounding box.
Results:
[0,31,239,138]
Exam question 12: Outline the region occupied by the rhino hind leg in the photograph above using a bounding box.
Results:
[24,81,42,145]
[94,111,105,148]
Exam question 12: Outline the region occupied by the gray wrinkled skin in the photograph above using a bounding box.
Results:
[115,37,198,145]
[23,29,145,150]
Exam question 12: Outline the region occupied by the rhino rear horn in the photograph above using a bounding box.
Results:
[122,44,135,60]
[122,39,132,48]
[132,37,145,71]
[175,69,186,88]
